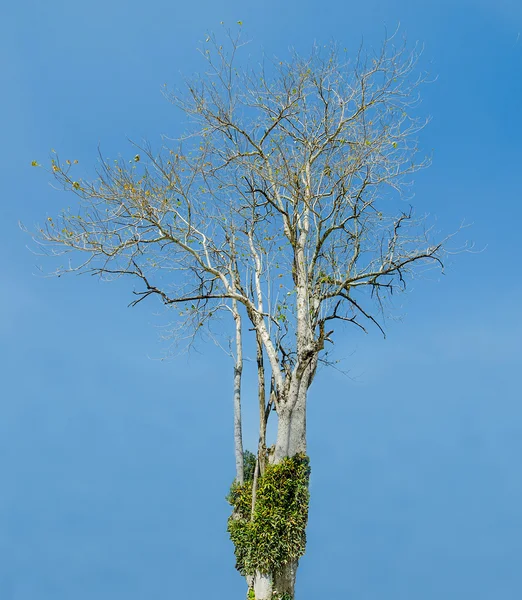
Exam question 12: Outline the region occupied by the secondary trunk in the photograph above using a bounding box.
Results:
[232,302,245,484]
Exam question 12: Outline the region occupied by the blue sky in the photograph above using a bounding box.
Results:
[2,0,522,598]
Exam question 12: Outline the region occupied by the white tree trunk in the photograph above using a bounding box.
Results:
[266,368,311,598]
[274,368,310,462]
[233,302,245,483]
[253,571,273,599]
[274,560,298,597]
[252,560,298,599]
[287,374,307,455]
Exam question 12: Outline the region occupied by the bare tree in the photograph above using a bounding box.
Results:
[30,30,456,599]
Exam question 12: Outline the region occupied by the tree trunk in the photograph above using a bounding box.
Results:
[252,559,298,599]
[249,373,310,599]
[274,560,298,597]
[274,369,309,462]
[287,375,307,456]
[253,572,273,599]
[233,303,245,484]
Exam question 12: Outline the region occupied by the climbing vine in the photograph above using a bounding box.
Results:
[227,453,311,581]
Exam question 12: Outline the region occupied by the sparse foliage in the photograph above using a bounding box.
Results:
[30,29,456,600]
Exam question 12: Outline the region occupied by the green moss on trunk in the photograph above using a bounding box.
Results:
[227,453,310,580]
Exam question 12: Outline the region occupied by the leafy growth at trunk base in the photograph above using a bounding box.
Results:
[227,453,310,583]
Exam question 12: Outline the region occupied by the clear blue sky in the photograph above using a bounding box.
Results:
[2,0,522,598]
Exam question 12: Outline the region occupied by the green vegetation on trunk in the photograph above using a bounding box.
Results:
[227,453,311,583]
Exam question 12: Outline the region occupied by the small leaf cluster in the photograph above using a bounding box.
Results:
[243,450,257,483]
[227,453,310,578]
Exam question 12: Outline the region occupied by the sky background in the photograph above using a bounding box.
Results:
[2,0,522,598]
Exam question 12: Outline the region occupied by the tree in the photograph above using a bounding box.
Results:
[30,30,454,599]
